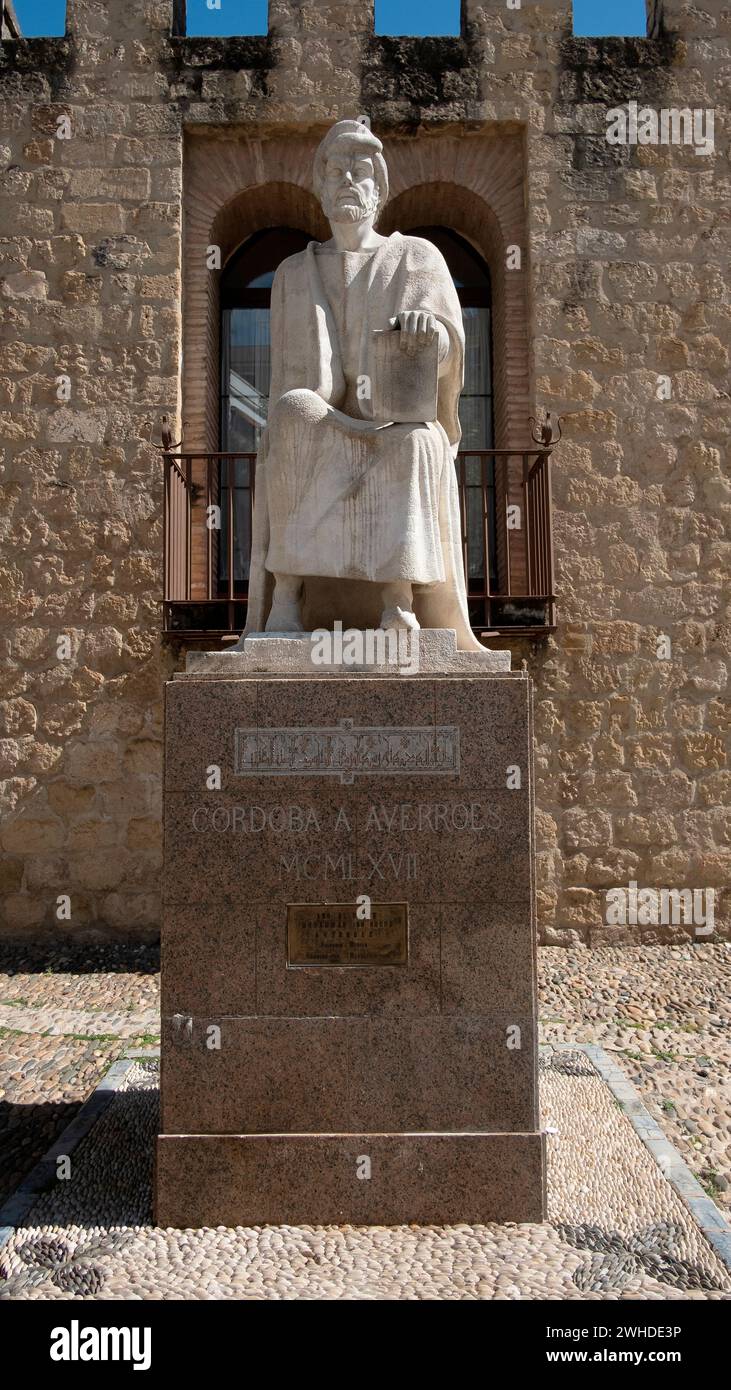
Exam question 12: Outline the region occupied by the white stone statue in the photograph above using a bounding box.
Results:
[239,118,483,651]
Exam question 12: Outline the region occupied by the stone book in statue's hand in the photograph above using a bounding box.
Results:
[371,326,440,424]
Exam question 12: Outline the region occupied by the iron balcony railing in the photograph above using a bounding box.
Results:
[162,447,556,639]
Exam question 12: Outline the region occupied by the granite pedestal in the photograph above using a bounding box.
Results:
[156,633,546,1227]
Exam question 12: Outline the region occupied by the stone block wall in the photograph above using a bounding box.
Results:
[0,0,728,942]
[518,1,730,944]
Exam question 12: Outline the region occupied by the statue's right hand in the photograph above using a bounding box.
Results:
[395,309,440,355]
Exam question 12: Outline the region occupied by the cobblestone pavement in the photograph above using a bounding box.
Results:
[0,943,158,1207]
[541,943,731,1213]
[1,1054,729,1301]
[0,942,728,1217]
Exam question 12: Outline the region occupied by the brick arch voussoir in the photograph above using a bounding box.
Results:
[212,182,329,269]
[185,180,327,453]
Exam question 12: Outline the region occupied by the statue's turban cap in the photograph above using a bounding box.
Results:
[313,120,389,207]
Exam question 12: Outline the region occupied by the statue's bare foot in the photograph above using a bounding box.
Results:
[266,574,304,632]
[265,602,304,633]
[379,605,420,632]
[380,581,418,632]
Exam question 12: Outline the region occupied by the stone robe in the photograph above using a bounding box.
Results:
[244,231,482,650]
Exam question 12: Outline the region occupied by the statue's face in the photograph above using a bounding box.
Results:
[321,147,380,224]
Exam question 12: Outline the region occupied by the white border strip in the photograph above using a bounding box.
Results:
[545,1043,731,1275]
[0,1050,159,1249]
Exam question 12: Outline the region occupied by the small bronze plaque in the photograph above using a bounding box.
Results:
[287,903,408,967]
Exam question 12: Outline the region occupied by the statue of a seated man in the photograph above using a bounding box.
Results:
[240,118,482,651]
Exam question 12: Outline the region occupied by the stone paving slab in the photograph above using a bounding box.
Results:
[1,1052,729,1301]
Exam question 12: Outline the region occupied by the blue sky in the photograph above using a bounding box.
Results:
[13,0,65,35]
[13,0,648,40]
[12,1,271,36]
[184,1,268,37]
[375,0,460,35]
[573,0,647,36]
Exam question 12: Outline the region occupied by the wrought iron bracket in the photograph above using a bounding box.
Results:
[529,411,563,448]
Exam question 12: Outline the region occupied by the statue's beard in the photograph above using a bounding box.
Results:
[323,186,380,224]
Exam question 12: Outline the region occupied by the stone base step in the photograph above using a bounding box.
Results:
[155,1130,546,1227]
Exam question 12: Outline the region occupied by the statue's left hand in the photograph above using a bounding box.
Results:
[395,310,449,359]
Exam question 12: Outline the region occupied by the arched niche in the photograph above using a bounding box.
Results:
[182,129,531,599]
[183,130,530,454]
